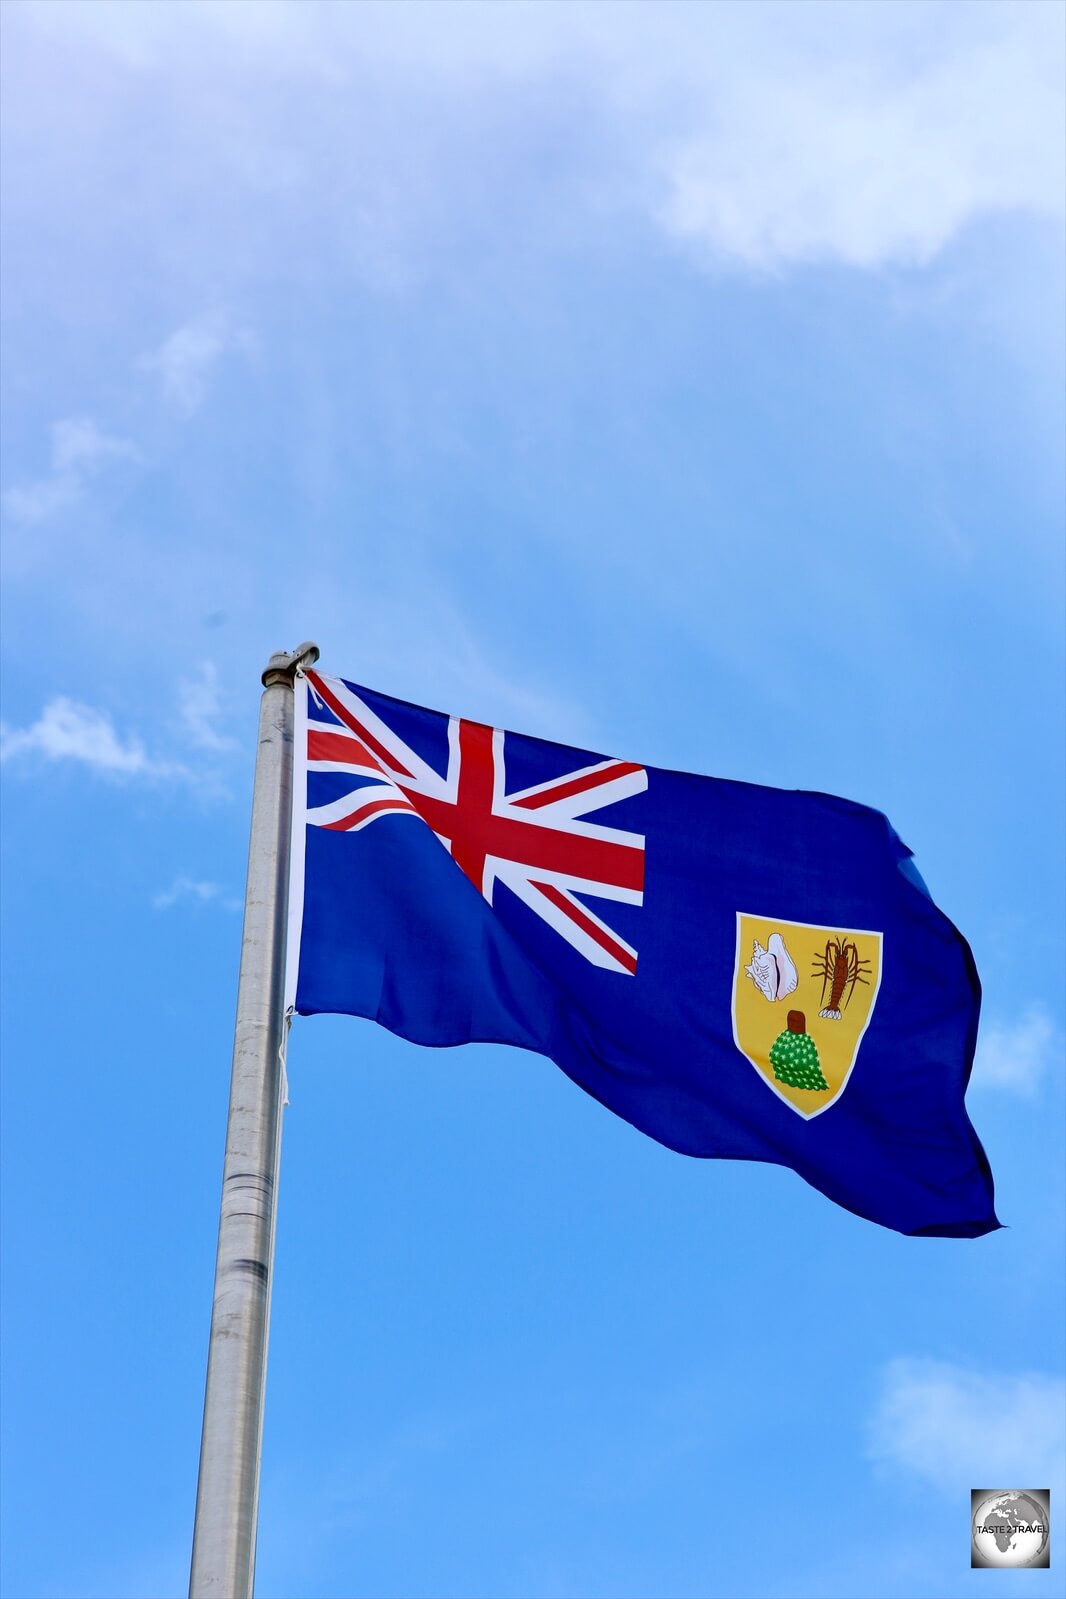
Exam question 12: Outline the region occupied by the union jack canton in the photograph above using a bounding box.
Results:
[301,668,647,976]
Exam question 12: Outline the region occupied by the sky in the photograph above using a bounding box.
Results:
[0,2,1063,1596]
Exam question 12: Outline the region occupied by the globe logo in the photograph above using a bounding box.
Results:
[971,1490,1050,1568]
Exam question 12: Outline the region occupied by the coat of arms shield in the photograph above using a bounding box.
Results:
[732,913,883,1119]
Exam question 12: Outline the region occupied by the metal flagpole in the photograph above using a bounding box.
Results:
[189,641,319,1599]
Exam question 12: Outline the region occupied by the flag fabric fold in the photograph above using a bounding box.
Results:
[286,668,997,1239]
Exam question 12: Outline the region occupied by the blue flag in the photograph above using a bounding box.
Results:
[286,669,997,1238]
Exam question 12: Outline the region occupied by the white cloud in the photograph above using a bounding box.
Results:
[1,476,76,527]
[973,1005,1058,1099]
[147,312,245,415]
[869,1357,1066,1497]
[658,13,1065,271]
[0,697,186,780]
[7,0,1062,287]
[152,876,239,910]
[2,417,137,526]
[177,662,236,752]
[49,417,133,474]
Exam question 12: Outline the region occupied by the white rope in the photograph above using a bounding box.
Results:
[279,1009,293,1107]
[304,670,325,710]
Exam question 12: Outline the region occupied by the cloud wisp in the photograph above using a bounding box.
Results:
[868,1357,1066,1498]
[0,697,185,779]
[972,1005,1058,1100]
[1,418,138,527]
[146,312,248,416]
[177,662,237,753]
[152,876,240,911]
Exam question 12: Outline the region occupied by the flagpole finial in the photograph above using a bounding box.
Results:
[262,640,320,688]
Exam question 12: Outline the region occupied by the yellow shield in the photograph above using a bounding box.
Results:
[732,913,883,1119]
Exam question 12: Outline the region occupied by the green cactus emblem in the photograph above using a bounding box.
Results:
[769,1010,828,1092]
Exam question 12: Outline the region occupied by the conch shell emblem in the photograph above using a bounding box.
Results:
[744,932,798,1002]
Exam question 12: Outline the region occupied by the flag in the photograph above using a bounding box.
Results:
[285,668,998,1238]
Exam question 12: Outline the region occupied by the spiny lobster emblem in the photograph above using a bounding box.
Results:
[813,936,871,1020]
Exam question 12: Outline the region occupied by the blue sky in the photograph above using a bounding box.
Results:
[1,3,1063,1596]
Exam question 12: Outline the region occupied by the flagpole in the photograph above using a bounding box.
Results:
[189,641,319,1599]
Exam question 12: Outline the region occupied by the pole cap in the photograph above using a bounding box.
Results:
[262,641,320,688]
